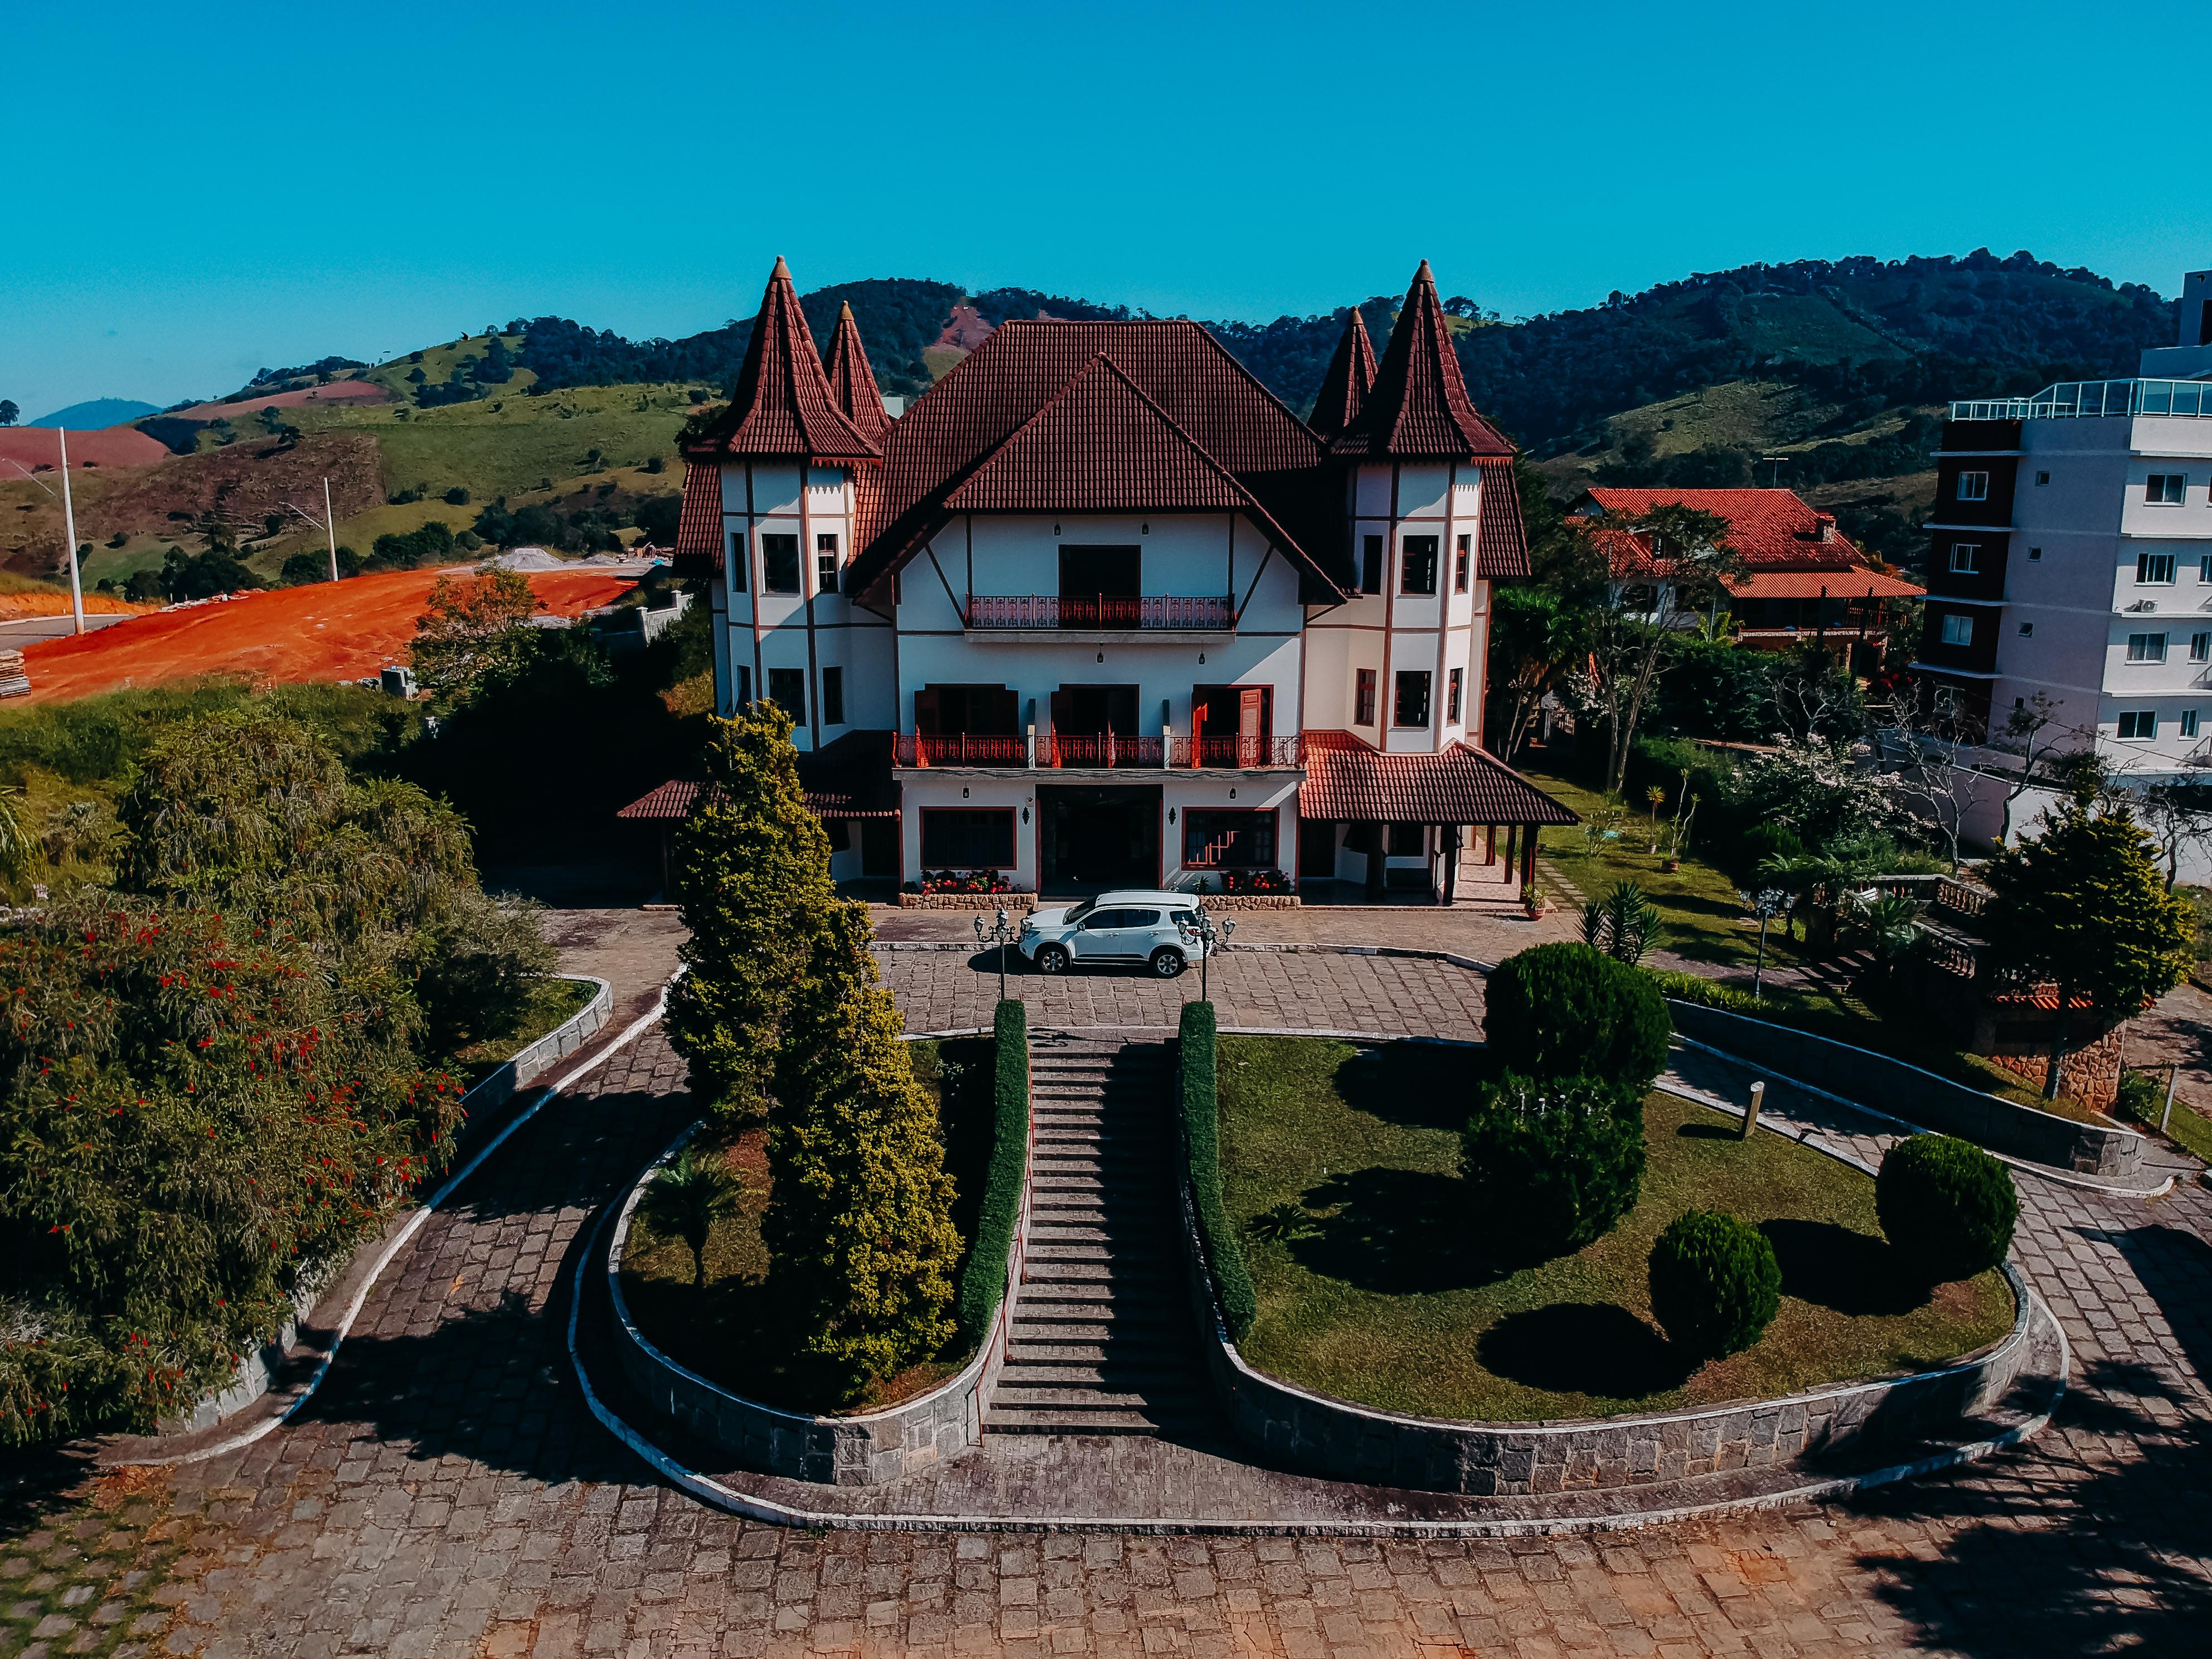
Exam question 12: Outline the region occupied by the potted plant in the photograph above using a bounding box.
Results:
[1522,880,1550,919]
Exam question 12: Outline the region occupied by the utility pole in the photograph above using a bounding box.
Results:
[324,477,340,583]
[57,429,85,637]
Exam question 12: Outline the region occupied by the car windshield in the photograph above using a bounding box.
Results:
[1061,899,1098,924]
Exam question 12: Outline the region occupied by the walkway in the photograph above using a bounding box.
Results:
[58,926,2212,1656]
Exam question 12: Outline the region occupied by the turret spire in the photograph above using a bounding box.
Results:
[824,300,894,446]
[1308,307,1376,438]
[685,259,880,463]
[1331,262,1511,460]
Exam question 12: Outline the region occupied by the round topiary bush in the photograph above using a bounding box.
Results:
[1461,1073,1646,1261]
[1484,942,1672,1092]
[1875,1135,2018,1284]
[1647,1209,1782,1360]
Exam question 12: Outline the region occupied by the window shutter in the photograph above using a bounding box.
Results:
[1049,689,1073,733]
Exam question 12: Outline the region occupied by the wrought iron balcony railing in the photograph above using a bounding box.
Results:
[962,594,1235,631]
[892,732,1305,769]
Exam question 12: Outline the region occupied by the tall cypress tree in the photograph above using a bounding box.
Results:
[765,901,962,1393]
[665,706,835,1116]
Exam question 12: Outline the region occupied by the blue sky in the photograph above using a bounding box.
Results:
[6,0,2205,421]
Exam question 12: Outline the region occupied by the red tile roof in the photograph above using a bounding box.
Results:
[1474,458,1530,580]
[1730,567,1923,600]
[682,258,881,464]
[672,460,724,576]
[1298,731,1576,826]
[1583,488,1870,571]
[1331,263,1515,461]
[616,732,901,824]
[1308,309,1376,438]
[824,301,894,448]
[847,318,1342,598]
[943,355,1255,515]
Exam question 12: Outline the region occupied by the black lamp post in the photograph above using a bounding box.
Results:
[1737,887,1787,1000]
[1180,906,1236,1003]
[974,906,1016,1004]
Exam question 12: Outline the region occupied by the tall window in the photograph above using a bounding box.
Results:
[1940,614,1973,647]
[1394,670,1431,727]
[2185,710,2203,739]
[1949,543,1980,574]
[2201,556,2212,583]
[2138,552,2177,585]
[1354,668,1377,726]
[727,531,748,591]
[2127,632,2169,663]
[1401,535,1438,595]
[1447,667,1464,722]
[821,666,845,725]
[1454,533,1471,593]
[2192,633,2212,664]
[816,533,840,593]
[768,666,806,717]
[735,665,751,707]
[2118,710,2158,740]
[1360,535,1384,595]
[1956,470,1989,502]
[2147,474,2187,505]
[761,532,801,594]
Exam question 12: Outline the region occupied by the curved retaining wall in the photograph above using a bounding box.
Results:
[606,1041,1034,1487]
[1666,1000,2143,1179]
[156,974,614,1437]
[1176,1178,2038,1495]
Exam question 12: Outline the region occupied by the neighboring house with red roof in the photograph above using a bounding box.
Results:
[638,258,1572,903]
[1579,487,1923,668]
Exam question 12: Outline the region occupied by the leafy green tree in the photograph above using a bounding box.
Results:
[666,704,836,1115]
[1484,942,1671,1094]
[764,901,961,1391]
[1488,587,1585,762]
[409,568,541,701]
[0,401,17,426]
[1982,769,2195,1098]
[639,1144,745,1288]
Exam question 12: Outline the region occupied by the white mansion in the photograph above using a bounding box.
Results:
[644,258,1570,899]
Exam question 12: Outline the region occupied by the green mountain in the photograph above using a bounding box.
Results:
[27,397,162,429]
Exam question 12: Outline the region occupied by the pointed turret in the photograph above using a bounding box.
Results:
[1332,261,1512,460]
[1308,307,1376,438]
[685,258,881,463]
[823,301,894,447]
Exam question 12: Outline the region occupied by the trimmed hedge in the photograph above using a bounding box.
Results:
[1461,1073,1646,1260]
[1180,1000,1256,1339]
[1876,1134,2018,1285]
[1486,943,1672,1093]
[954,998,1031,1346]
[1648,1209,1782,1359]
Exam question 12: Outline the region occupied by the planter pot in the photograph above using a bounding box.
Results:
[1662,859,1681,873]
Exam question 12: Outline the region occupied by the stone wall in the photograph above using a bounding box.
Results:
[606,1044,1034,1486]
[1668,1001,2142,1177]
[896,893,1038,911]
[1175,1181,2040,1496]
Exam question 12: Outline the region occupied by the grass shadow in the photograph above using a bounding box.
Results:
[1476,1303,1694,1397]
[1759,1218,1925,1317]
[1676,1121,1739,1141]
[1332,1044,1487,1134]
[1287,1167,1496,1293]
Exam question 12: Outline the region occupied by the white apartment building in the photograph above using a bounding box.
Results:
[1916,268,2212,864]
[641,259,1572,899]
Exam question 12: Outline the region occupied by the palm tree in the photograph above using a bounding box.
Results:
[638,1144,744,1288]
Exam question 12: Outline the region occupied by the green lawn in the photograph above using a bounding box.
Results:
[1520,760,2107,1122]
[453,975,599,1088]
[1219,1036,2015,1423]
[620,1038,998,1413]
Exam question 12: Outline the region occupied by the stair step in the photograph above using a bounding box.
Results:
[995,1364,1201,1389]
[982,1408,1166,1435]
[988,1385,1196,1411]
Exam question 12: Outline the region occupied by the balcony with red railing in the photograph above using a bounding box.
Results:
[962,594,1236,633]
[892,731,1303,770]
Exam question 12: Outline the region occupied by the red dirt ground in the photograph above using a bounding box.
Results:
[0,428,174,470]
[161,381,393,422]
[18,566,634,704]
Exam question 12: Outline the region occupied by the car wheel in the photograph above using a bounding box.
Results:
[1036,944,1071,974]
[1150,947,1186,978]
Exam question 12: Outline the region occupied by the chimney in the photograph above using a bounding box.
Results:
[1815,512,1836,544]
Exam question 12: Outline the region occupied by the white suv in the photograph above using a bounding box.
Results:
[1018,890,1209,977]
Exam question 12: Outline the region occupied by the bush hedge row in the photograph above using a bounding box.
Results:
[954,998,1031,1347]
[1180,1000,1256,1340]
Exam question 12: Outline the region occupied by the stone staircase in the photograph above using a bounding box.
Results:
[983,1033,1207,1435]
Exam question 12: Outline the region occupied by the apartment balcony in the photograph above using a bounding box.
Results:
[892,732,1303,771]
[961,594,1236,638]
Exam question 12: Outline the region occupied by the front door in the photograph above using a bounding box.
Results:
[1039,785,1162,891]
[1298,818,1337,880]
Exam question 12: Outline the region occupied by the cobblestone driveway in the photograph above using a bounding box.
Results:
[54,944,2212,1658]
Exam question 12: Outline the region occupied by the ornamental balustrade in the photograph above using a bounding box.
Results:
[892,732,1304,769]
[962,594,1235,631]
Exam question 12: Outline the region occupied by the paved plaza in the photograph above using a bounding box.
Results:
[10,915,2212,1657]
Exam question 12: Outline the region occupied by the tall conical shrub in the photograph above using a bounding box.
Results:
[764,901,962,1393]
[665,705,835,1116]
